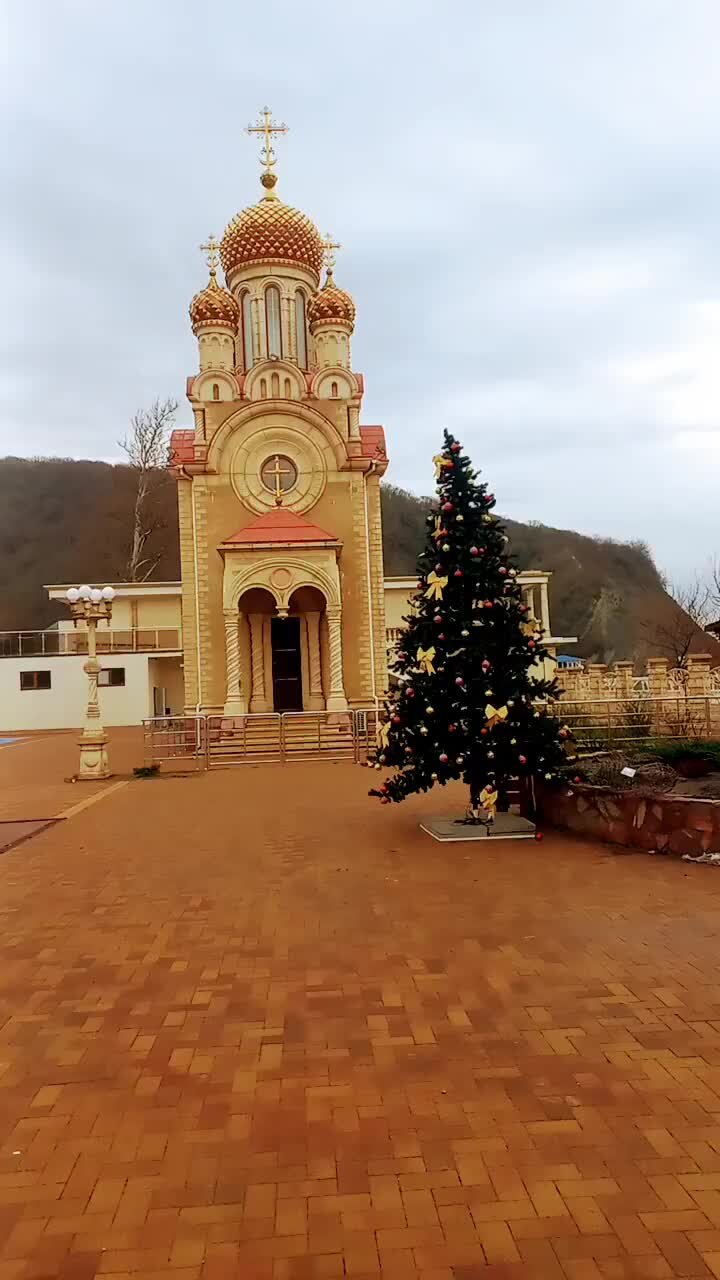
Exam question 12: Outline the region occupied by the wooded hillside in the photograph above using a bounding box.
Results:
[0,457,712,663]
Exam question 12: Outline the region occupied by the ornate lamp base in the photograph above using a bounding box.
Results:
[77,731,110,780]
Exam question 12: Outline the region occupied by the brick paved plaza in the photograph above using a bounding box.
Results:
[1,735,720,1278]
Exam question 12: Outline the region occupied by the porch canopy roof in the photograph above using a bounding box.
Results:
[219,507,340,551]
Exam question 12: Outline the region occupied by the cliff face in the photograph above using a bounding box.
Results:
[0,459,712,664]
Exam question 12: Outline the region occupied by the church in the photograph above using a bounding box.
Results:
[171,110,388,717]
[0,112,567,735]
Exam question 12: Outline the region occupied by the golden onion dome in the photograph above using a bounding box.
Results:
[220,173,324,281]
[308,270,356,331]
[189,270,239,334]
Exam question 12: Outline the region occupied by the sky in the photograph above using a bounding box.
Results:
[2,0,719,582]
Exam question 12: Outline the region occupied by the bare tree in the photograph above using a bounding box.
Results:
[642,575,713,668]
[119,397,177,581]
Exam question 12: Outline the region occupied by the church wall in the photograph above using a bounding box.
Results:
[177,479,200,711]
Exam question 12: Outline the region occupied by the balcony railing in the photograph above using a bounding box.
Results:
[0,628,182,658]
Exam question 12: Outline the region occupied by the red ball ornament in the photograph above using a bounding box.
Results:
[439,753,449,764]
[573,776,582,784]
[499,567,507,575]
[455,677,464,686]
[481,659,491,671]
[448,723,457,732]
[406,688,415,698]
[392,714,401,724]
[484,601,493,610]
[442,501,454,513]
[451,442,462,452]
[487,493,495,503]
[454,569,463,578]
[380,796,390,805]
[470,546,479,556]
[480,728,488,736]
[528,640,536,649]
[437,633,446,641]
[518,755,527,765]
[434,615,443,624]
[380,783,388,793]
[535,832,544,842]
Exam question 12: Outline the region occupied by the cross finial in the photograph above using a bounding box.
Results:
[246,106,288,196]
[322,232,341,282]
[199,234,220,280]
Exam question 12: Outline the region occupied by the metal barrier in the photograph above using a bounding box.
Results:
[554,694,719,747]
[142,709,384,769]
[142,715,206,769]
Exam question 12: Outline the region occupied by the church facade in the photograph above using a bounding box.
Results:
[170,113,388,716]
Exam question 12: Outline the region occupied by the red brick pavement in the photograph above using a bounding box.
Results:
[0,755,719,1277]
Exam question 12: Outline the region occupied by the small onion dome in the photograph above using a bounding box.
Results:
[220,174,324,281]
[189,270,239,334]
[308,270,356,331]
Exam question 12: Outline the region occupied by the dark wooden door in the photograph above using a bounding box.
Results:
[271,617,303,712]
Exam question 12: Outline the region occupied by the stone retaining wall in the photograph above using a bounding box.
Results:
[536,782,720,856]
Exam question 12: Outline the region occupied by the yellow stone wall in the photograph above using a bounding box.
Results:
[178,398,387,712]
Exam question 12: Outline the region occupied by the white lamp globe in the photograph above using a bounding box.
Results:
[66,587,79,603]
[78,585,92,600]
[90,588,103,604]
[101,586,115,601]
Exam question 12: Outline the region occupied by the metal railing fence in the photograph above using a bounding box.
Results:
[0,628,181,657]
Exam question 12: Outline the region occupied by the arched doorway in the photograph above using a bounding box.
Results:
[236,584,331,713]
[289,586,327,712]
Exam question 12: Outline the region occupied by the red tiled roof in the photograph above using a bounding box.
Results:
[169,429,195,465]
[223,507,338,546]
[360,425,387,458]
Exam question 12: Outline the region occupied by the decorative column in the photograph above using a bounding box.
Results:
[249,613,271,712]
[305,612,324,711]
[325,607,348,711]
[539,581,551,639]
[223,608,247,716]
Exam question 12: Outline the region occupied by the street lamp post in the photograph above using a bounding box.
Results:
[65,585,116,780]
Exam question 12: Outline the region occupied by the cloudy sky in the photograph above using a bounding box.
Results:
[2,0,719,580]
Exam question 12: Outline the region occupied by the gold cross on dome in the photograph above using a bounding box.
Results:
[322,232,341,276]
[245,106,288,174]
[199,234,219,277]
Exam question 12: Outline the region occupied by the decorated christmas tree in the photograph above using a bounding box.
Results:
[370,430,571,818]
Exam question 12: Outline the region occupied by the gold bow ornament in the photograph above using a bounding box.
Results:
[433,454,454,479]
[375,720,391,749]
[432,515,448,542]
[485,703,509,728]
[479,784,499,821]
[424,571,448,601]
[417,646,436,675]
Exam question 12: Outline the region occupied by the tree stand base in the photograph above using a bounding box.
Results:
[420,813,537,843]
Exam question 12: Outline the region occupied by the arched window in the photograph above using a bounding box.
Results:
[240,291,253,369]
[265,285,282,358]
[212,383,220,401]
[331,381,339,398]
[295,290,308,367]
[284,377,291,397]
[271,372,280,397]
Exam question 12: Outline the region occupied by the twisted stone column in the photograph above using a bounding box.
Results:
[325,607,348,711]
[249,613,271,712]
[305,611,324,710]
[223,608,247,715]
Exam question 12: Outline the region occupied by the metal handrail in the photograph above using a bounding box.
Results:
[0,628,182,657]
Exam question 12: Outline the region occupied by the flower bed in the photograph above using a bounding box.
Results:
[536,781,720,856]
